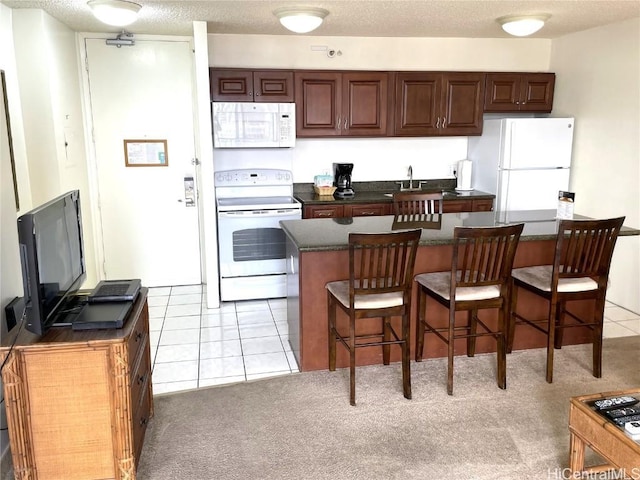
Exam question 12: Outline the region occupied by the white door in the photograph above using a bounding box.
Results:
[85,38,201,287]
[497,169,570,211]
[504,118,574,169]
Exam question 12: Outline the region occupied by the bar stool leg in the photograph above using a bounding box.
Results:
[467,309,477,357]
[415,288,426,362]
[349,317,356,406]
[546,300,557,383]
[447,308,455,395]
[328,296,337,371]
[402,313,411,400]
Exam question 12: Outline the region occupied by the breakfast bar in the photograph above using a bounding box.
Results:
[281,211,639,372]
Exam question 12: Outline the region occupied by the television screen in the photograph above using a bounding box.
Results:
[18,190,86,335]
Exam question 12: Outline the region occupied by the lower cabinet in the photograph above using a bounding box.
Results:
[303,198,493,218]
[344,203,392,217]
[0,290,153,480]
[443,198,494,213]
[304,204,344,218]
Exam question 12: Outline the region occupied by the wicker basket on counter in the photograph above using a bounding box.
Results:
[314,186,337,196]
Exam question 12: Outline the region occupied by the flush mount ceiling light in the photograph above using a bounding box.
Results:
[274,7,329,34]
[497,14,550,37]
[88,0,141,27]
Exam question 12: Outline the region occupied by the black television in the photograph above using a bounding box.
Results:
[17,190,86,335]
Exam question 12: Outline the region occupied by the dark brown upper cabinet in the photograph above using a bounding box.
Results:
[295,71,389,137]
[210,69,294,102]
[393,72,484,136]
[484,73,555,112]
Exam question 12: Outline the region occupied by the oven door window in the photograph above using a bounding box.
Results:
[232,228,284,262]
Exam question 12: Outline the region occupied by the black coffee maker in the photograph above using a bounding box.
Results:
[333,163,354,198]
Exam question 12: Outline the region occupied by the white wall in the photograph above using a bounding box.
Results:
[12,9,98,287]
[208,34,553,183]
[208,34,551,71]
[551,18,640,313]
[0,3,27,465]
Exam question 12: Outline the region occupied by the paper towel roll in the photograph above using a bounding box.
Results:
[457,160,473,190]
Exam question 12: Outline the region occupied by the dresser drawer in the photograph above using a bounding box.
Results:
[130,340,151,411]
[132,384,152,463]
[127,306,149,369]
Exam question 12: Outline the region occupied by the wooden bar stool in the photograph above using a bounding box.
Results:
[393,191,443,219]
[326,229,421,406]
[414,223,524,395]
[508,217,625,383]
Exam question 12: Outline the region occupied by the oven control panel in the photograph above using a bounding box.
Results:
[215,169,292,187]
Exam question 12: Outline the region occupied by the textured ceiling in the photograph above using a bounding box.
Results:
[3,0,640,38]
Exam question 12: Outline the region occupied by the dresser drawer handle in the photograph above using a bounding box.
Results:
[140,417,149,427]
[135,331,143,341]
[137,373,146,385]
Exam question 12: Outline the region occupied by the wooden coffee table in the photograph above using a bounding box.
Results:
[569,388,640,478]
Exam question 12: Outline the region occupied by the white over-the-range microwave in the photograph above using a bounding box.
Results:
[212,102,296,148]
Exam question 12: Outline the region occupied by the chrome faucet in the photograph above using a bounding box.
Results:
[396,165,426,191]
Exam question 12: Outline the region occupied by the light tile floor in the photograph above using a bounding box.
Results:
[148,284,640,395]
[149,285,298,395]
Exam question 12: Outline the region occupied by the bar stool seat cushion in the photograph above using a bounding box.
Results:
[326,280,404,309]
[512,266,598,293]
[415,272,501,301]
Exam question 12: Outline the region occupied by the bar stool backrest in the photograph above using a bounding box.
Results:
[452,224,524,294]
[553,217,625,290]
[348,230,421,305]
[393,192,443,216]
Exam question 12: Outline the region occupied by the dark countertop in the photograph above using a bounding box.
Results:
[281,210,640,252]
[293,180,495,205]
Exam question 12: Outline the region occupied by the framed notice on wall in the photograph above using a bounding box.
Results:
[124,139,168,167]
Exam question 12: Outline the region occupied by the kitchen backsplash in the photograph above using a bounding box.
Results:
[291,137,468,182]
[212,136,469,183]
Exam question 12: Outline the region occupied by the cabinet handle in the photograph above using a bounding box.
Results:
[441,116,446,128]
[137,373,146,385]
[336,115,341,130]
[344,117,348,130]
[248,91,253,97]
[140,417,149,427]
[436,117,440,128]
[135,331,143,342]
[318,212,333,217]
[255,92,260,96]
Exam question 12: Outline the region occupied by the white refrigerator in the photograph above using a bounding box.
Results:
[468,117,574,213]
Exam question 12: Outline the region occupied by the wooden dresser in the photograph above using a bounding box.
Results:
[0,288,152,480]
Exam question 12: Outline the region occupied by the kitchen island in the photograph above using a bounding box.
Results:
[281,210,639,371]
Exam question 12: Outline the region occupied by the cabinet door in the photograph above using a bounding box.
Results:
[304,204,344,218]
[483,73,521,112]
[393,72,440,136]
[295,72,342,137]
[442,199,473,213]
[472,199,494,212]
[519,73,555,112]
[342,72,389,136]
[441,73,484,136]
[253,70,294,102]
[210,69,254,102]
[344,203,391,217]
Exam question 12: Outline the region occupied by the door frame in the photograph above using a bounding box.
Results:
[76,31,218,304]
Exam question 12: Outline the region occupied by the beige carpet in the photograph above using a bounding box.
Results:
[141,336,637,479]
